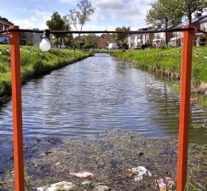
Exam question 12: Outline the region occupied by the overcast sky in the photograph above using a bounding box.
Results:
[0,0,153,30]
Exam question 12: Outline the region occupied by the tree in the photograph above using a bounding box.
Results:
[113,26,130,44]
[66,0,95,49]
[66,0,95,31]
[146,0,183,45]
[46,12,71,47]
[181,0,207,24]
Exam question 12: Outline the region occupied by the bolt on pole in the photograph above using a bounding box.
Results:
[9,25,25,191]
[177,25,194,191]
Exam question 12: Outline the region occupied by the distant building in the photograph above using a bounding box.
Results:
[32,29,43,46]
[20,29,53,46]
[200,17,207,31]
[96,34,112,48]
[170,15,207,47]
[128,28,154,49]
[0,17,13,44]
[128,34,141,49]
[153,28,173,47]
[0,17,13,31]
[20,32,34,45]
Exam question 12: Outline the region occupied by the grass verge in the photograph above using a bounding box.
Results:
[0,45,91,104]
[106,47,207,108]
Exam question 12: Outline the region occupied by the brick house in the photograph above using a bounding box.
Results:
[96,34,112,48]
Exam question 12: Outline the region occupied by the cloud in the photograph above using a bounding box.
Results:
[13,10,51,29]
[59,0,76,4]
[90,0,151,27]
[13,0,153,30]
[94,0,126,10]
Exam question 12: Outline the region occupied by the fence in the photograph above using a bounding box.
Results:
[0,24,203,191]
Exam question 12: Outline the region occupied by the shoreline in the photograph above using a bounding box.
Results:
[104,48,207,108]
[0,46,92,106]
[0,132,206,190]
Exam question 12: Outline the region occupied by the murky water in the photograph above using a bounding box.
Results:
[0,54,207,144]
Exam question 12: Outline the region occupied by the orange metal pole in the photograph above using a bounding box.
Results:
[177,25,194,191]
[9,25,25,191]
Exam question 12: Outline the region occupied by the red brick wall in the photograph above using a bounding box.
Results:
[96,34,112,48]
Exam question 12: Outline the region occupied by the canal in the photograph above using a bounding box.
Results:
[0,53,207,144]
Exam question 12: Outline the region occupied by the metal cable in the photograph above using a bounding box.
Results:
[4,27,196,35]
[1,27,207,35]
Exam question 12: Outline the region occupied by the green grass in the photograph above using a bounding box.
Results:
[0,45,90,98]
[105,47,207,108]
[111,47,207,83]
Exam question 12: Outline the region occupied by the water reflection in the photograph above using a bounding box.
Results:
[0,54,206,144]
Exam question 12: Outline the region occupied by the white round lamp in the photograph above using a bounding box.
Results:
[39,30,51,52]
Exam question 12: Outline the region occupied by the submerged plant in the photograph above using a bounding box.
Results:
[24,168,31,191]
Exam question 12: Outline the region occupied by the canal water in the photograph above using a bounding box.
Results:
[0,54,207,144]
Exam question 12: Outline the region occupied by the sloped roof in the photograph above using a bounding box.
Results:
[176,15,207,28]
[0,17,13,26]
[199,16,207,23]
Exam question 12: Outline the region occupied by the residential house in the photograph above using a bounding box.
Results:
[0,17,13,31]
[197,16,207,46]
[20,32,34,45]
[32,29,42,46]
[170,15,207,47]
[128,27,154,49]
[128,34,142,49]
[200,17,207,31]
[152,28,173,47]
[20,29,53,46]
[0,17,13,44]
[140,27,154,47]
[96,34,112,48]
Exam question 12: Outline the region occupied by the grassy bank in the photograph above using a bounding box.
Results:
[0,45,91,104]
[110,47,207,107]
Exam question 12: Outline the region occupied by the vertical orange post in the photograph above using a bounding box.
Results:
[9,25,25,191]
[177,25,194,191]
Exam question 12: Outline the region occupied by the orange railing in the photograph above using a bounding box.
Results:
[6,25,195,191]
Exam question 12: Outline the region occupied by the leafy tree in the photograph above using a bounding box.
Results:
[181,0,207,24]
[46,12,71,47]
[81,34,98,46]
[113,26,130,44]
[66,0,95,31]
[146,0,183,45]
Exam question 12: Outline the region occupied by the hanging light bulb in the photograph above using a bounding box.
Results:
[39,30,51,52]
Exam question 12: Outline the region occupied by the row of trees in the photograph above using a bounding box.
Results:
[46,0,95,48]
[146,0,207,27]
[46,0,130,48]
[47,0,207,48]
[146,0,207,43]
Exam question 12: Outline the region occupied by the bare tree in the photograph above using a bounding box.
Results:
[66,0,95,31]
[66,0,95,48]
